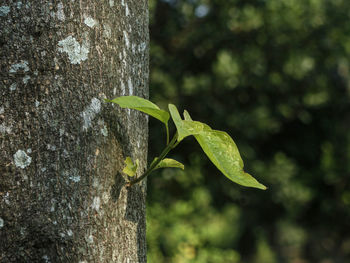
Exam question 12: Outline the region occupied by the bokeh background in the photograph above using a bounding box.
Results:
[146,0,350,262]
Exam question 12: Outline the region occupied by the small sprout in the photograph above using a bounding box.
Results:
[123,157,139,177]
[107,96,266,190]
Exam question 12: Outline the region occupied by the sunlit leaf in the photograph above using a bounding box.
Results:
[106,96,170,125]
[169,104,208,141]
[123,157,139,177]
[183,110,192,121]
[168,104,189,141]
[184,110,266,190]
[153,158,185,170]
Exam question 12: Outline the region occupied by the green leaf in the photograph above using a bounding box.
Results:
[123,157,139,177]
[183,110,266,190]
[169,104,208,141]
[183,110,192,121]
[168,104,187,140]
[106,96,170,125]
[153,158,185,170]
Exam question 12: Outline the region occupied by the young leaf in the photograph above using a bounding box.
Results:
[106,96,170,125]
[153,158,185,170]
[168,104,187,141]
[196,130,266,189]
[183,110,192,121]
[183,110,266,190]
[123,157,139,177]
[169,104,208,141]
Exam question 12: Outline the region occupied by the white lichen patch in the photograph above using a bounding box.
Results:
[9,60,29,73]
[123,31,130,48]
[42,255,50,263]
[91,196,101,211]
[102,192,110,204]
[125,2,129,16]
[63,149,69,158]
[139,42,147,52]
[16,1,22,9]
[14,149,32,169]
[0,106,4,114]
[96,118,103,125]
[128,78,133,95]
[56,2,65,21]
[0,124,12,134]
[47,144,56,151]
[103,24,111,38]
[67,229,73,236]
[20,227,26,236]
[0,5,10,16]
[4,192,10,205]
[109,0,115,7]
[23,75,30,84]
[86,234,94,244]
[69,175,81,182]
[81,98,101,130]
[35,100,40,107]
[90,97,101,112]
[121,81,126,95]
[0,217,4,228]
[58,36,89,65]
[92,177,99,188]
[84,16,98,28]
[62,168,80,182]
[100,125,108,137]
[9,83,17,91]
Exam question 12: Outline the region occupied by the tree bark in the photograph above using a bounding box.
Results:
[0,0,149,262]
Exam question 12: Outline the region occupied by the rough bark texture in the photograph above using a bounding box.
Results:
[0,0,149,262]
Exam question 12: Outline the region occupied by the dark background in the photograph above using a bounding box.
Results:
[146,0,350,262]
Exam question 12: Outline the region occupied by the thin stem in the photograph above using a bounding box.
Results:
[166,124,169,145]
[172,139,181,149]
[127,132,178,186]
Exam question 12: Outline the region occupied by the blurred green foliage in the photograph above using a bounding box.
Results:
[147,0,350,262]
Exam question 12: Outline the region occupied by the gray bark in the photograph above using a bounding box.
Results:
[0,0,149,262]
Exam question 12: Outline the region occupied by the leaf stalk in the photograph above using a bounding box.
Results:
[127,132,178,186]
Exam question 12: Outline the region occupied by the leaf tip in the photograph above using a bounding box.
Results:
[259,184,268,190]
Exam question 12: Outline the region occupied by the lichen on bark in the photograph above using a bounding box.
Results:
[0,0,149,262]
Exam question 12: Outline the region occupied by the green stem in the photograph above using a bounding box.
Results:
[127,132,178,186]
[172,140,181,149]
[166,124,169,145]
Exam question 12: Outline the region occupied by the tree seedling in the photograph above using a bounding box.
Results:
[105,96,266,190]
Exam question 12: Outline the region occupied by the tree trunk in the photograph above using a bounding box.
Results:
[0,0,149,262]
